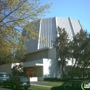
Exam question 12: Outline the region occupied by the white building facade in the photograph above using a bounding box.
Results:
[23,17,83,80]
[24,17,82,52]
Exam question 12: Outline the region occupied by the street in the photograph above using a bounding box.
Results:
[0,86,36,90]
[0,86,12,90]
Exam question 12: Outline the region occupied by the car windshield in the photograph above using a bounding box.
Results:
[20,77,29,82]
[0,74,9,77]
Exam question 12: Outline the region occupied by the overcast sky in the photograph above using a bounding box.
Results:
[41,0,90,33]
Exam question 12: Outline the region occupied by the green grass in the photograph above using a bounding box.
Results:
[30,82,64,90]
[41,82,63,86]
[31,85,50,90]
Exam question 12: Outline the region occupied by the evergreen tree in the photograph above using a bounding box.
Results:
[55,27,69,79]
[69,29,90,78]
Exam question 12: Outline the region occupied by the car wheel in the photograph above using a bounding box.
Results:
[13,85,17,90]
[3,82,6,88]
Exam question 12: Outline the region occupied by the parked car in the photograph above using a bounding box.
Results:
[50,80,90,90]
[0,72,10,85]
[3,76,30,90]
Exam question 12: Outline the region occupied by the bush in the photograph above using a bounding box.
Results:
[44,78,70,82]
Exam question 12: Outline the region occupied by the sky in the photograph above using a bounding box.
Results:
[41,0,90,33]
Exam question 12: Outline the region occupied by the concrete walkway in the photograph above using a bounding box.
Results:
[30,81,53,88]
[31,83,52,88]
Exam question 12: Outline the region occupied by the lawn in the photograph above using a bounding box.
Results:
[31,85,50,90]
[30,81,64,90]
[40,82,64,86]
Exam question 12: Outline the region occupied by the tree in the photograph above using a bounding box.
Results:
[11,63,34,77]
[55,27,69,79]
[78,33,90,78]
[0,37,16,64]
[0,0,51,63]
[69,29,90,78]
[25,69,34,78]
[11,63,24,76]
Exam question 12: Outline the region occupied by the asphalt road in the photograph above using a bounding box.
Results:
[0,86,37,90]
[0,86,12,90]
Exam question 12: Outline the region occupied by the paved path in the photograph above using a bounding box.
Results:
[31,83,52,88]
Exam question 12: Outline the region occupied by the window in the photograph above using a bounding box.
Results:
[73,81,82,88]
[64,81,73,87]
[20,77,29,82]
[64,81,73,90]
[0,74,9,77]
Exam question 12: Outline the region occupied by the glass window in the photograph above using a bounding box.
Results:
[64,81,73,87]
[64,81,73,90]
[20,77,29,82]
[73,81,82,88]
[0,74,9,77]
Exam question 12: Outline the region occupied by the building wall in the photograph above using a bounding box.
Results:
[43,58,57,78]
[56,17,82,40]
[24,48,59,78]
[24,48,75,79]
[0,64,12,74]
[0,63,21,75]
[56,17,74,40]
[48,48,56,60]
[23,20,40,53]
[25,49,49,62]
[25,48,57,62]
[24,17,82,53]
[70,19,83,35]
[23,17,83,79]
[38,18,57,49]
[24,59,43,67]
[43,48,58,78]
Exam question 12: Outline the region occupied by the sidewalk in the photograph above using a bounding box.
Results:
[30,81,52,88]
[31,83,52,88]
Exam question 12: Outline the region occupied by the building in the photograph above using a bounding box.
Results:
[23,17,83,80]
[24,17,82,52]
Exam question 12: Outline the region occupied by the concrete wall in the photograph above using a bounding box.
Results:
[42,48,57,78]
[48,48,56,60]
[24,48,77,79]
[24,48,63,79]
[0,63,12,74]
[43,58,58,78]
[24,59,43,67]
[25,49,49,62]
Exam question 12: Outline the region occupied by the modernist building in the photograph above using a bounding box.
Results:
[23,17,83,81]
[24,17,82,52]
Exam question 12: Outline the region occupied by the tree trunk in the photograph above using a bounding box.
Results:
[71,58,77,79]
[61,64,64,79]
[61,59,65,79]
